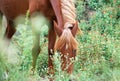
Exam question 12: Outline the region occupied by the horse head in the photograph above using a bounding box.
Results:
[54,21,78,73]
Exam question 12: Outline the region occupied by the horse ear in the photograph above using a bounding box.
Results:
[72,21,78,37]
[54,21,63,37]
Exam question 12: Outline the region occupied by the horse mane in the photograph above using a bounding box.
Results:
[54,28,78,51]
[61,0,82,34]
[61,0,76,24]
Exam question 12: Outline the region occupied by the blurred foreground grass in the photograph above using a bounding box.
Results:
[0,0,120,81]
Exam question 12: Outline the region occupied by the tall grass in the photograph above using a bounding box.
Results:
[0,0,120,81]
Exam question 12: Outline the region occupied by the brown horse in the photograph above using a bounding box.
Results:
[0,0,79,75]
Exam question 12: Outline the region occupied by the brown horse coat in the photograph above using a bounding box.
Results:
[0,0,29,20]
[0,0,79,76]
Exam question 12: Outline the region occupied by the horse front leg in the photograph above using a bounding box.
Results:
[31,32,40,74]
[3,19,16,47]
[48,24,56,76]
[4,20,16,40]
[1,19,16,80]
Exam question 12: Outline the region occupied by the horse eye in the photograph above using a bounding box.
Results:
[73,50,76,54]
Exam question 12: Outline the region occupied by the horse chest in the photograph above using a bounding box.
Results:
[37,0,55,20]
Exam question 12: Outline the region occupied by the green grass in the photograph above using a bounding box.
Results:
[0,0,120,81]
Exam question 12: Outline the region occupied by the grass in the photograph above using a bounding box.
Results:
[0,0,120,81]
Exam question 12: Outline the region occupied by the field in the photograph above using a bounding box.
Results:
[0,0,120,81]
